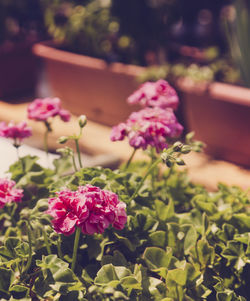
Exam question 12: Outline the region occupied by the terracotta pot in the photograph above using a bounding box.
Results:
[178,78,250,167]
[0,42,38,98]
[33,42,144,126]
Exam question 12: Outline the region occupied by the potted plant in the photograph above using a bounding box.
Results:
[0,83,249,300]
[0,0,46,98]
[32,0,180,126]
[138,0,250,168]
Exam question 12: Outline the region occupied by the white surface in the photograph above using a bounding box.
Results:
[0,137,57,177]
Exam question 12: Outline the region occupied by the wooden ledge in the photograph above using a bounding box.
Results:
[1,101,250,191]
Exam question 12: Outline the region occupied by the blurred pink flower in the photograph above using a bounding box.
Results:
[110,107,183,152]
[127,80,179,110]
[0,121,32,143]
[27,97,71,122]
[0,178,23,209]
[47,184,127,236]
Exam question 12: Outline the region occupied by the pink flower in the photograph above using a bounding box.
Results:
[27,97,71,122]
[127,80,179,110]
[110,107,183,152]
[0,121,32,143]
[47,185,127,236]
[0,178,23,209]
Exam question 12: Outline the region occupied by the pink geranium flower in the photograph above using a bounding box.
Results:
[27,97,71,122]
[47,184,127,236]
[0,178,23,209]
[110,107,183,152]
[0,121,32,143]
[127,80,179,110]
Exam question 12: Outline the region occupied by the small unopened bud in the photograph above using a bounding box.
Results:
[166,157,175,168]
[173,141,183,152]
[78,115,87,128]
[161,152,169,163]
[181,145,192,154]
[58,136,68,144]
[176,158,185,166]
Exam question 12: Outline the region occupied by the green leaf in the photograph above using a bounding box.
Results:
[155,198,174,221]
[143,247,172,271]
[15,242,30,258]
[221,241,246,270]
[101,250,128,267]
[166,268,187,286]
[149,231,167,248]
[94,264,119,285]
[183,225,198,255]
[120,276,142,293]
[230,214,250,232]
[114,233,136,252]
[9,285,29,299]
[0,267,13,294]
[196,239,215,268]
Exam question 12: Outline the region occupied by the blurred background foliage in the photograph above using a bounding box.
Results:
[0,0,249,86]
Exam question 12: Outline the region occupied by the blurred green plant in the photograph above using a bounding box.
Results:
[138,59,240,85]
[42,0,181,65]
[225,0,250,87]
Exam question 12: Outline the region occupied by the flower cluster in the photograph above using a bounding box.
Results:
[27,97,71,122]
[110,107,183,152]
[0,121,32,144]
[47,184,127,235]
[127,79,179,110]
[0,178,23,209]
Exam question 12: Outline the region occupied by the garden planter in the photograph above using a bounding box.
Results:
[32,42,144,126]
[178,79,250,167]
[0,42,38,98]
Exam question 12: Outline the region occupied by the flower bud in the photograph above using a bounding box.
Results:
[173,141,183,152]
[161,152,169,163]
[176,158,185,166]
[181,145,192,154]
[58,136,68,144]
[78,115,87,128]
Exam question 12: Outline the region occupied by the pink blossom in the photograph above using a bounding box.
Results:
[47,185,127,236]
[110,107,183,152]
[0,121,32,143]
[127,80,179,110]
[27,97,71,122]
[0,178,23,209]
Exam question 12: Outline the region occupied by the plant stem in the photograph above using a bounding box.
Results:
[124,148,137,170]
[14,144,24,173]
[57,235,63,259]
[129,157,162,202]
[44,121,52,166]
[23,221,33,274]
[71,227,81,272]
[72,154,78,172]
[43,229,51,255]
[75,139,83,169]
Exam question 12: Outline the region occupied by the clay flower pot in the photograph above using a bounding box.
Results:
[33,42,144,126]
[178,78,250,167]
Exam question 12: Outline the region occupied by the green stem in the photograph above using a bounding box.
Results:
[71,227,81,272]
[57,235,63,259]
[23,221,33,274]
[7,204,16,226]
[75,139,83,169]
[43,229,51,255]
[124,148,137,170]
[72,154,78,172]
[129,157,162,202]
[15,144,24,173]
[44,121,52,166]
